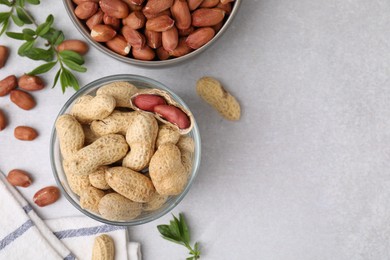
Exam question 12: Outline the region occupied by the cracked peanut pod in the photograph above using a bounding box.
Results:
[96,81,139,108]
[90,110,137,136]
[130,88,195,134]
[149,143,188,195]
[155,124,181,147]
[122,113,158,171]
[196,76,241,120]
[92,234,115,260]
[70,94,116,123]
[55,114,85,160]
[80,186,106,213]
[82,124,99,145]
[89,166,111,190]
[66,134,129,175]
[98,193,142,221]
[105,166,155,202]
[177,135,195,175]
[143,192,168,211]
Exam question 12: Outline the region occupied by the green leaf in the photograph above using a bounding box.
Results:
[59,69,68,92]
[53,31,64,46]
[26,0,39,5]
[36,14,53,36]
[180,213,190,244]
[186,257,194,260]
[11,14,24,26]
[62,58,87,73]
[169,217,182,240]
[0,12,11,23]
[61,67,79,91]
[157,225,175,240]
[52,69,61,89]
[22,28,36,41]
[0,19,9,36]
[59,50,84,65]
[16,0,25,7]
[0,0,12,7]
[6,31,24,40]
[16,6,33,24]
[28,61,57,75]
[18,40,34,56]
[24,47,54,61]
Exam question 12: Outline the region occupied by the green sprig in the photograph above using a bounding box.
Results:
[157,213,201,260]
[0,0,86,92]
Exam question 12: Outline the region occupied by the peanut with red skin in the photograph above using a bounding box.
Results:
[186,27,215,49]
[132,45,155,60]
[133,94,167,111]
[14,126,38,141]
[145,29,162,49]
[75,2,98,20]
[145,15,175,32]
[143,0,173,15]
[122,26,146,49]
[91,24,117,42]
[171,0,191,30]
[33,186,60,207]
[7,169,32,187]
[0,109,6,131]
[123,11,146,29]
[0,46,9,69]
[162,26,178,51]
[192,8,225,27]
[86,9,104,30]
[100,0,130,19]
[106,35,131,56]
[57,40,89,55]
[153,104,190,129]
[10,90,36,110]
[18,75,45,91]
[0,75,17,96]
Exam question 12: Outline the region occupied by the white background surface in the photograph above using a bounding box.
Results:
[1,0,390,259]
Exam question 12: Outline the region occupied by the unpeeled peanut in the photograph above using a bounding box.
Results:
[33,186,60,207]
[14,126,38,141]
[80,186,105,213]
[196,76,241,120]
[98,193,142,221]
[7,169,32,187]
[92,234,115,260]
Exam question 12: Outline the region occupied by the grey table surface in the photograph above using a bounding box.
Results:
[1,0,390,259]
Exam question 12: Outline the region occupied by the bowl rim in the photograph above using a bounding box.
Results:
[62,0,242,67]
[50,74,202,226]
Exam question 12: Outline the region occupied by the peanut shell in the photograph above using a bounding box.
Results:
[98,193,142,221]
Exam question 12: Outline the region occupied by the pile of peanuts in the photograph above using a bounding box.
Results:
[71,0,236,61]
[56,81,195,221]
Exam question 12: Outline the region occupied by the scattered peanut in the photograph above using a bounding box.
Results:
[57,39,89,55]
[18,74,45,91]
[33,186,60,207]
[0,45,9,68]
[14,126,38,141]
[92,234,115,260]
[196,76,240,120]
[6,169,32,187]
[10,89,36,110]
[0,109,6,131]
[0,75,17,96]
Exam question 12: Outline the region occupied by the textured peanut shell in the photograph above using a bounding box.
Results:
[65,134,129,175]
[122,113,158,171]
[143,192,168,211]
[92,234,115,260]
[98,193,142,221]
[156,124,181,148]
[55,114,85,160]
[80,186,105,213]
[149,143,188,195]
[96,81,139,108]
[82,124,100,145]
[71,94,116,123]
[130,88,194,134]
[196,76,241,120]
[63,162,91,196]
[90,110,137,136]
[105,166,155,202]
[89,166,111,190]
[177,135,195,175]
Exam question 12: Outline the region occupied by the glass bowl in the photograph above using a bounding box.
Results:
[62,0,242,67]
[50,74,201,226]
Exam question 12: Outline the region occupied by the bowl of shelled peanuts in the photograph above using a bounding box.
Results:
[50,74,201,225]
[62,0,241,67]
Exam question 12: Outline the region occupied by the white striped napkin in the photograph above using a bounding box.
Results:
[0,171,142,260]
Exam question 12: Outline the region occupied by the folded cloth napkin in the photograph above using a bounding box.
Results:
[0,171,142,260]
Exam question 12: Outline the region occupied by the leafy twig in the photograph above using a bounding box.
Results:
[0,0,86,92]
[157,213,201,260]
